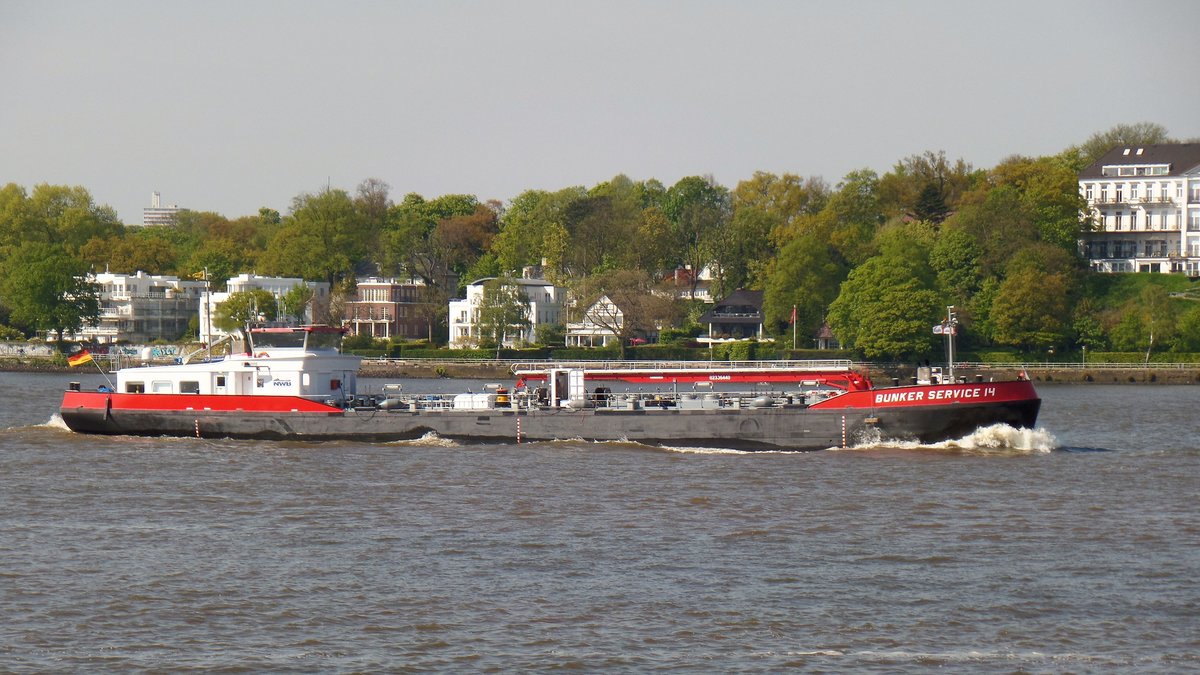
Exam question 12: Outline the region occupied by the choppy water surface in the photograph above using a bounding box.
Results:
[2,373,1197,672]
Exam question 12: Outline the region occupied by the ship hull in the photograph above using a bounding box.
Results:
[60,381,1040,451]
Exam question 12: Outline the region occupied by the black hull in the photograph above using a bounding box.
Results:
[61,398,1041,451]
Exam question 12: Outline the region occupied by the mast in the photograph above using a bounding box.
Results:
[945,306,957,383]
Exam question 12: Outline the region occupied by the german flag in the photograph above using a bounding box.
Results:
[67,350,94,367]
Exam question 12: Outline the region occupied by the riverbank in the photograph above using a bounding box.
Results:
[8,357,1197,384]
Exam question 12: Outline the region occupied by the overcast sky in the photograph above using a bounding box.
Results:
[4,0,1199,224]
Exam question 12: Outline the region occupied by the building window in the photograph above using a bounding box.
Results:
[1085,185,1094,201]
[1115,187,1124,203]
[1131,183,1139,200]
[1100,185,1109,202]
[1191,212,1200,231]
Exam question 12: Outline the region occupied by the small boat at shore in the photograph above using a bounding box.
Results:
[59,325,1041,451]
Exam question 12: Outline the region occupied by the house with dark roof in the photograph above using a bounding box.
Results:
[1078,143,1200,274]
[698,289,765,342]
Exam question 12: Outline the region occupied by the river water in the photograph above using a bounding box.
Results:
[1,372,1197,672]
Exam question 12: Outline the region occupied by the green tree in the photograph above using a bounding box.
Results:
[1173,305,1200,352]
[1064,122,1172,170]
[663,176,731,297]
[877,151,978,223]
[281,284,315,324]
[473,277,531,349]
[0,242,99,343]
[1106,285,1179,357]
[990,267,1072,351]
[827,226,939,360]
[260,188,367,286]
[761,234,845,340]
[214,289,279,335]
[574,269,681,358]
[929,226,983,304]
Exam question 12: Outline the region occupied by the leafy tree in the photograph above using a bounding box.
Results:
[1065,122,1172,170]
[945,185,1038,278]
[827,226,940,360]
[574,269,681,358]
[990,155,1087,253]
[1106,285,1179,357]
[732,171,829,242]
[0,183,48,250]
[27,184,122,253]
[712,203,777,295]
[0,242,99,343]
[990,267,1072,351]
[260,188,366,286]
[281,284,315,324]
[820,169,884,266]
[663,176,731,297]
[214,289,279,334]
[1173,305,1200,352]
[473,277,531,349]
[877,151,978,222]
[184,237,252,290]
[630,206,677,278]
[929,226,983,304]
[80,231,180,276]
[761,234,845,339]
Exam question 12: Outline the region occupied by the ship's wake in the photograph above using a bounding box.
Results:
[847,423,1058,455]
[0,414,74,434]
[383,431,462,447]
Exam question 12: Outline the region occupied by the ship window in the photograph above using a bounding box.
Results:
[216,376,226,387]
[152,380,173,393]
[126,382,145,393]
[180,381,200,394]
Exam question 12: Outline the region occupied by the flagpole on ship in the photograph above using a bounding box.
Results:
[92,357,115,390]
[946,306,957,384]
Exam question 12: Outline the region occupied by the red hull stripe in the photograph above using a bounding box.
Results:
[809,380,1039,410]
[61,391,343,414]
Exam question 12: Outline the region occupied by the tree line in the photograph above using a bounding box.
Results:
[2,122,1198,358]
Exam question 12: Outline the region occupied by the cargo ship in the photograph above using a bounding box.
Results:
[59,325,1041,451]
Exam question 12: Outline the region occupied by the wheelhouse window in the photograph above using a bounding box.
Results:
[180,381,200,394]
[125,382,145,393]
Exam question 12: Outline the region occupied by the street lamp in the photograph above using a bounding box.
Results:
[1082,345,1087,366]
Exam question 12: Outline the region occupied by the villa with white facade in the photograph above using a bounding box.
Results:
[1079,144,1200,275]
[448,277,563,348]
[200,273,329,342]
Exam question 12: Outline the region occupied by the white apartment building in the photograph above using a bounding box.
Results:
[448,277,563,348]
[61,270,208,344]
[1079,144,1200,275]
[142,191,184,227]
[200,273,330,342]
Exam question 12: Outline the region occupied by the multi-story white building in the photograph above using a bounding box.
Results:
[61,271,208,344]
[448,277,563,348]
[142,192,184,227]
[1079,144,1200,274]
[200,274,329,342]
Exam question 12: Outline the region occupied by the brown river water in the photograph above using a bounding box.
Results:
[1,372,1197,672]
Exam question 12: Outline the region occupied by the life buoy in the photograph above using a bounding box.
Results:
[256,352,269,358]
